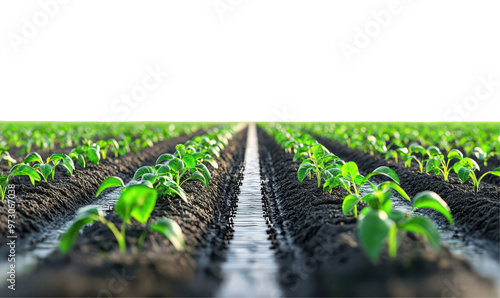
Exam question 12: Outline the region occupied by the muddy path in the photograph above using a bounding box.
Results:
[258,126,497,297]
[313,134,500,246]
[5,127,248,297]
[0,130,206,240]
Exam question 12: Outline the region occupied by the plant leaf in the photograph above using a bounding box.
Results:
[156,153,174,165]
[23,152,43,164]
[59,206,102,253]
[359,209,394,262]
[342,194,361,216]
[297,163,315,182]
[96,176,125,197]
[402,216,441,250]
[133,166,155,180]
[412,191,454,225]
[115,185,158,224]
[149,218,185,250]
[366,166,400,184]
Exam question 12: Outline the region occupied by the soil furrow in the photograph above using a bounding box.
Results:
[258,126,497,297]
[6,127,248,297]
[314,134,500,244]
[0,130,206,240]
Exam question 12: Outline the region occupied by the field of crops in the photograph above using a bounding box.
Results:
[0,121,498,297]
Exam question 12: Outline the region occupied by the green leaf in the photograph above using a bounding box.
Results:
[23,152,43,164]
[168,158,184,173]
[298,163,315,182]
[412,191,454,225]
[457,167,470,182]
[377,181,410,201]
[59,206,102,253]
[342,161,359,182]
[185,171,207,187]
[88,148,101,165]
[133,166,155,180]
[156,153,174,165]
[9,165,41,185]
[358,209,394,262]
[96,176,125,197]
[149,218,185,250]
[196,163,211,187]
[487,168,500,177]
[157,165,172,176]
[182,154,196,169]
[402,216,441,250]
[77,155,86,168]
[142,173,158,185]
[460,157,480,171]
[39,164,52,182]
[427,146,442,157]
[366,166,400,184]
[426,157,441,173]
[447,149,463,160]
[342,194,361,216]
[388,210,406,222]
[115,185,158,224]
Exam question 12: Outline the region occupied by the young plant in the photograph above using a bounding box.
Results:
[399,144,427,173]
[0,146,17,167]
[453,157,500,192]
[323,162,401,198]
[425,147,463,181]
[472,147,495,167]
[60,184,185,253]
[0,163,42,200]
[352,190,453,262]
[297,144,343,188]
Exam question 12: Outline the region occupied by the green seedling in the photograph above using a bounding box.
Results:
[297,144,343,187]
[454,157,500,192]
[425,147,463,181]
[323,162,400,197]
[472,147,495,167]
[60,185,185,253]
[399,144,427,173]
[356,190,453,262]
[0,146,17,167]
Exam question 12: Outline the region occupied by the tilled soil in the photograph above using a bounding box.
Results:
[6,128,248,297]
[258,126,497,297]
[314,135,500,244]
[0,130,206,241]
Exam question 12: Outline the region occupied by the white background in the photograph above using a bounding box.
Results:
[1,0,499,122]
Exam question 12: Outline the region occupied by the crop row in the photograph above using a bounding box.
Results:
[262,123,454,262]
[59,124,243,255]
[0,122,212,167]
[0,123,215,200]
[304,124,500,192]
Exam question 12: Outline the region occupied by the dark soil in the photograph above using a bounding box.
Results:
[257,126,497,297]
[313,134,500,244]
[5,128,248,297]
[0,130,206,241]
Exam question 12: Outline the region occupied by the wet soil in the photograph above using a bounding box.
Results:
[5,128,248,297]
[314,135,500,245]
[0,130,206,241]
[257,126,497,297]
